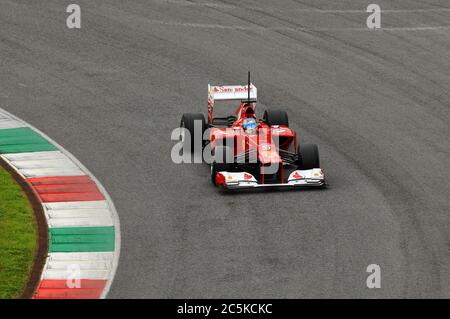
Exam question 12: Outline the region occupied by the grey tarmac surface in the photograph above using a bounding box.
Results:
[0,0,449,298]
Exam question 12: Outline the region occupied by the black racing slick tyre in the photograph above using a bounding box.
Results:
[263,109,289,127]
[180,113,206,158]
[298,144,320,170]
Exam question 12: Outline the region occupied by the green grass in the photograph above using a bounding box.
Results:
[0,167,37,299]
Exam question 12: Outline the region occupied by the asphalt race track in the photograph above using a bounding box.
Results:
[1,0,449,298]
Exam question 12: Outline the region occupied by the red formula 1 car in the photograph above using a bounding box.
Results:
[180,78,325,190]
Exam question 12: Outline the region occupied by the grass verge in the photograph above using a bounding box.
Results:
[0,166,37,299]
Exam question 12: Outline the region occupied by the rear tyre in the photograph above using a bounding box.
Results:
[263,109,289,127]
[180,113,206,158]
[297,144,320,170]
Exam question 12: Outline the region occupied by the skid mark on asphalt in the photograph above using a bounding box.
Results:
[152,0,450,13]
[136,19,450,32]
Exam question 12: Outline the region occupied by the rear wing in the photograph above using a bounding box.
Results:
[207,84,257,124]
[208,84,257,101]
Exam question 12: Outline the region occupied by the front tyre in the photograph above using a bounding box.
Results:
[297,144,320,170]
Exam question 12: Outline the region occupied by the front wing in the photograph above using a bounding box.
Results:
[216,168,325,189]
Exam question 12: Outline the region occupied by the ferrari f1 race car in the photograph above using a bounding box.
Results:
[180,76,325,190]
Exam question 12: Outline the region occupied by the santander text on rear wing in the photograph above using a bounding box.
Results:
[208,84,257,102]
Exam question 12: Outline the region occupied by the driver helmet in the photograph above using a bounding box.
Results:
[242,118,257,134]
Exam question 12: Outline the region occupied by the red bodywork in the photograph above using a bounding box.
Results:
[209,102,297,183]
